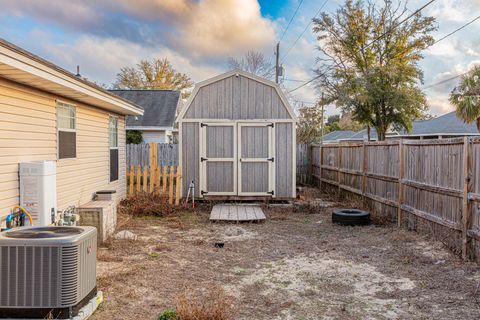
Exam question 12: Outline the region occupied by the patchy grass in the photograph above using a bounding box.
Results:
[92,189,480,320]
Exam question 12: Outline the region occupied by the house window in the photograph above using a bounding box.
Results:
[57,102,76,159]
[109,116,119,182]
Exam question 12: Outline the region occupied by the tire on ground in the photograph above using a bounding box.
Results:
[332,209,370,226]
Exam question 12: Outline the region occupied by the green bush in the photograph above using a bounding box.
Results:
[126,130,143,144]
[158,308,177,320]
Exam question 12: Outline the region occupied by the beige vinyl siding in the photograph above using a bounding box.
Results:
[56,107,126,209]
[0,78,126,221]
[0,79,57,218]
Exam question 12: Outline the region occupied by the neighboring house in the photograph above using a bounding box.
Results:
[0,38,143,222]
[178,70,297,200]
[323,111,479,143]
[396,111,480,139]
[110,90,181,143]
[321,130,355,143]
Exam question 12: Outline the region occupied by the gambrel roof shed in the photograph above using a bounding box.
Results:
[177,70,297,199]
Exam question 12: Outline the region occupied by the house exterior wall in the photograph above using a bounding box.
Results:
[142,130,168,143]
[184,74,290,120]
[0,78,126,221]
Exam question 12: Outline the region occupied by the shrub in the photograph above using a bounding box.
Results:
[119,192,177,217]
[175,287,233,320]
[158,309,177,320]
[126,130,143,144]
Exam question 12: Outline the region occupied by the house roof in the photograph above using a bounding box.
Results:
[0,38,143,115]
[110,90,181,129]
[399,111,479,136]
[322,130,356,142]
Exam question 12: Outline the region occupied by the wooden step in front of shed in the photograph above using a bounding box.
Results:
[210,204,266,222]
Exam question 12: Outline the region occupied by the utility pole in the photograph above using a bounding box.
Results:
[275,42,280,84]
[320,93,325,145]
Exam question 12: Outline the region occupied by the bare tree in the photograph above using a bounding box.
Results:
[227,51,274,79]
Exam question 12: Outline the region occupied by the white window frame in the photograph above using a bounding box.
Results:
[56,101,77,160]
[109,115,119,182]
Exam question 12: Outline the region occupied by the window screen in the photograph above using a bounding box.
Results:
[57,102,76,159]
[109,116,119,182]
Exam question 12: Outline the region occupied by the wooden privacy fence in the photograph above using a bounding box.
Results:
[126,142,181,205]
[127,143,178,168]
[308,137,480,260]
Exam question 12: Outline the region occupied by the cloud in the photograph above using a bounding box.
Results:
[35,36,224,87]
[0,0,276,58]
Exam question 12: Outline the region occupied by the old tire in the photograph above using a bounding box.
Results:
[332,209,370,226]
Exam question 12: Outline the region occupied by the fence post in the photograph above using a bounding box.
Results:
[162,165,168,194]
[397,140,404,228]
[136,164,141,193]
[175,167,182,206]
[319,145,323,190]
[142,166,148,192]
[362,142,367,202]
[308,145,313,185]
[462,137,472,259]
[155,165,161,194]
[169,165,174,205]
[338,143,342,193]
[129,165,134,196]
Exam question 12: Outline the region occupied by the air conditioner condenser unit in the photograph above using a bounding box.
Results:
[0,226,97,319]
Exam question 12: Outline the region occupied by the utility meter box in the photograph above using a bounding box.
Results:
[19,161,57,226]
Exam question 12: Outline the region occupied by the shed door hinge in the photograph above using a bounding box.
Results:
[201,190,208,195]
[267,157,274,162]
[201,157,208,162]
[267,190,274,195]
[201,123,208,127]
[267,123,274,128]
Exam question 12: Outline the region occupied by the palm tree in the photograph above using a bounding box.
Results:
[450,66,480,132]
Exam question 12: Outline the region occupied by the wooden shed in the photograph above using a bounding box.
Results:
[177,70,297,200]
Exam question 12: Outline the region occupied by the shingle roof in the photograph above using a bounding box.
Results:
[322,130,356,141]
[109,90,180,128]
[400,111,479,136]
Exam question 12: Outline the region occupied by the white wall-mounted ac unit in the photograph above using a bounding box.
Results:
[19,161,57,226]
[0,226,97,319]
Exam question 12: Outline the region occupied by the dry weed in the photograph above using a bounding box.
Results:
[175,287,234,320]
[119,192,178,217]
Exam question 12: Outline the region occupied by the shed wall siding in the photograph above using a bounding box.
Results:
[275,123,293,197]
[0,78,126,221]
[181,122,200,197]
[184,75,290,120]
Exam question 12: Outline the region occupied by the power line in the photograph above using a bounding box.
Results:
[422,72,468,90]
[280,0,305,42]
[281,0,329,64]
[420,14,480,89]
[288,74,322,93]
[267,1,306,68]
[287,0,436,93]
[364,0,436,48]
[432,14,480,45]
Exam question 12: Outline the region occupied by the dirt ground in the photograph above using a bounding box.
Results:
[92,190,480,320]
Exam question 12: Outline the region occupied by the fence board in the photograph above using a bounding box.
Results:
[127,143,178,168]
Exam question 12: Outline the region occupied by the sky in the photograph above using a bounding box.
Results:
[1,0,480,117]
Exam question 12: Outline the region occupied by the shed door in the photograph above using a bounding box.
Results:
[200,123,237,196]
[238,123,275,196]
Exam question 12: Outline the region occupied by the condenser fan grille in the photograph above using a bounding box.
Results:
[5,227,83,239]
